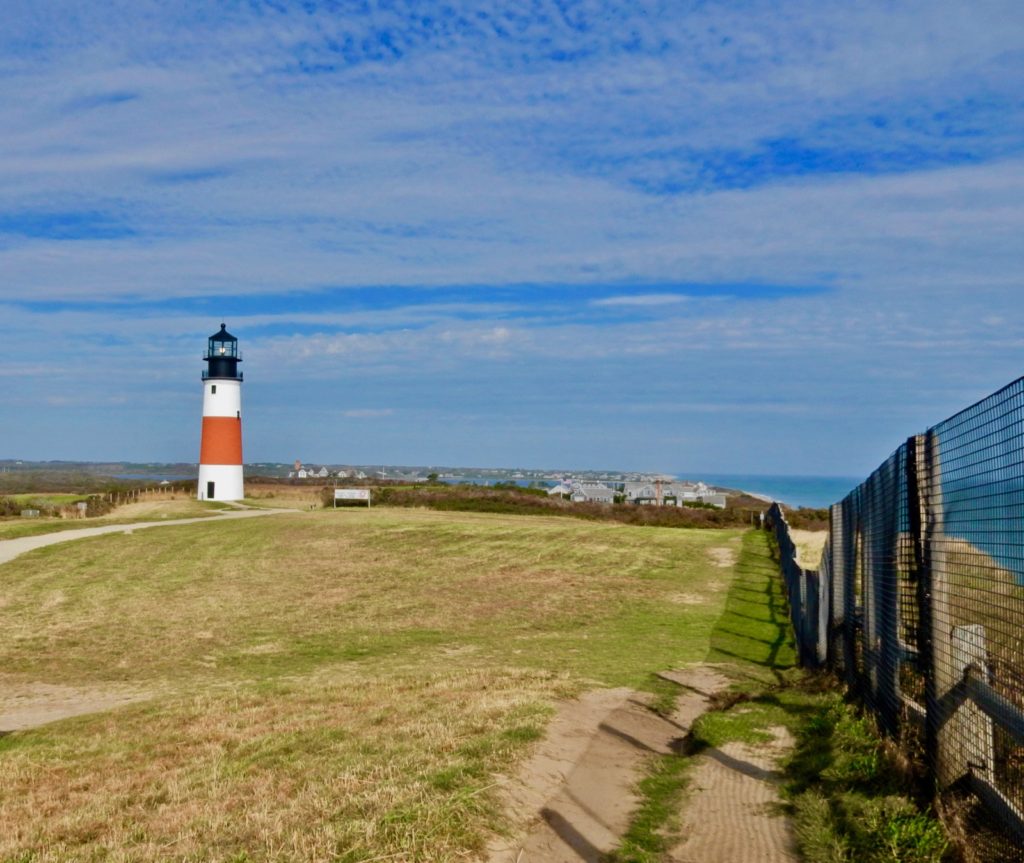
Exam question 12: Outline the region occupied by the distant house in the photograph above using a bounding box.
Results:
[287,462,331,480]
[699,493,728,509]
[623,480,727,508]
[547,482,572,497]
[623,482,659,504]
[568,481,617,504]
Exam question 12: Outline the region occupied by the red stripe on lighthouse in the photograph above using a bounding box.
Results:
[200,417,243,465]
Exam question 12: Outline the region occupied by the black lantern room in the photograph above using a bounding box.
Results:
[203,323,243,380]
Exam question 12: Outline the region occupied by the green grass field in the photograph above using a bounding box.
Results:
[0,508,754,862]
[7,493,89,505]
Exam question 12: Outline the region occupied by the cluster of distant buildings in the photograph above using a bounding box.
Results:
[547,478,728,509]
[283,460,727,509]
[286,461,427,482]
[288,461,369,480]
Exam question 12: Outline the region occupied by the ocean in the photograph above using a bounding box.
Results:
[686,474,863,509]
[115,473,196,481]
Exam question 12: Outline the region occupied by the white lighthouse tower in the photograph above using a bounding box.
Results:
[198,324,244,501]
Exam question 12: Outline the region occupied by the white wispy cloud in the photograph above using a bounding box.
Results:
[592,294,690,308]
[342,408,395,419]
[0,2,1021,472]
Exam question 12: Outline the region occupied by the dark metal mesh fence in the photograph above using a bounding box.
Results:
[766,376,1024,857]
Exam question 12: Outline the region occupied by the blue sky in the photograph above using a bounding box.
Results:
[1,1,1022,475]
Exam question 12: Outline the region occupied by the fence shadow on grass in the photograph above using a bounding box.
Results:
[705,530,796,682]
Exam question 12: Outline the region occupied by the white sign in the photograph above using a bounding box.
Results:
[334,488,371,506]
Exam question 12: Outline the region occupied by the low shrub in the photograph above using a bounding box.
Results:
[785,507,831,530]
[348,485,764,529]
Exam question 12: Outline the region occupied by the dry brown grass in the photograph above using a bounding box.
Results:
[3,667,566,862]
[0,507,747,862]
[244,482,327,509]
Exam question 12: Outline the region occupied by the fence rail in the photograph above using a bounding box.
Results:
[769,375,1024,847]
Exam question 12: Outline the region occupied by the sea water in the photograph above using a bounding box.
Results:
[685,474,863,509]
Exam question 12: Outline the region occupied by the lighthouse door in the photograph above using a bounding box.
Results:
[207,481,215,499]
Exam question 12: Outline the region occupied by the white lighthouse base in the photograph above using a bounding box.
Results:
[198,464,245,502]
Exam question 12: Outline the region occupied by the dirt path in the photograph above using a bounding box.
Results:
[0,680,155,732]
[0,506,291,567]
[488,666,730,863]
[670,726,798,862]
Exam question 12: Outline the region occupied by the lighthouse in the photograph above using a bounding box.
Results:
[198,324,244,501]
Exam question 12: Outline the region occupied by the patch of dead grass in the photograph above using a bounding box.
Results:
[0,507,749,861]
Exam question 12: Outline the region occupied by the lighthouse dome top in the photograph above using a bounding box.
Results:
[210,323,237,343]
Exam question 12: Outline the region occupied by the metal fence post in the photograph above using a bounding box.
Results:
[829,502,846,676]
[842,503,859,689]
[877,455,903,737]
[863,513,882,721]
[921,427,964,788]
[909,432,934,742]
[802,565,824,668]
[815,544,831,666]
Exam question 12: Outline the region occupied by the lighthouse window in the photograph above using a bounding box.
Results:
[211,385,217,394]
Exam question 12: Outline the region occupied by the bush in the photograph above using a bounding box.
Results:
[0,494,115,519]
[84,497,114,517]
[359,485,762,529]
[785,507,830,530]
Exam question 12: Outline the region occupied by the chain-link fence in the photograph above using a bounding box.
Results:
[766,377,1024,855]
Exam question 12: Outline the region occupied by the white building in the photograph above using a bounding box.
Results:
[622,480,727,508]
[570,483,617,504]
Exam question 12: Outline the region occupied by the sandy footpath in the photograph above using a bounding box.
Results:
[0,680,155,732]
[488,664,799,863]
[488,666,730,863]
[0,506,290,567]
[670,726,798,863]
